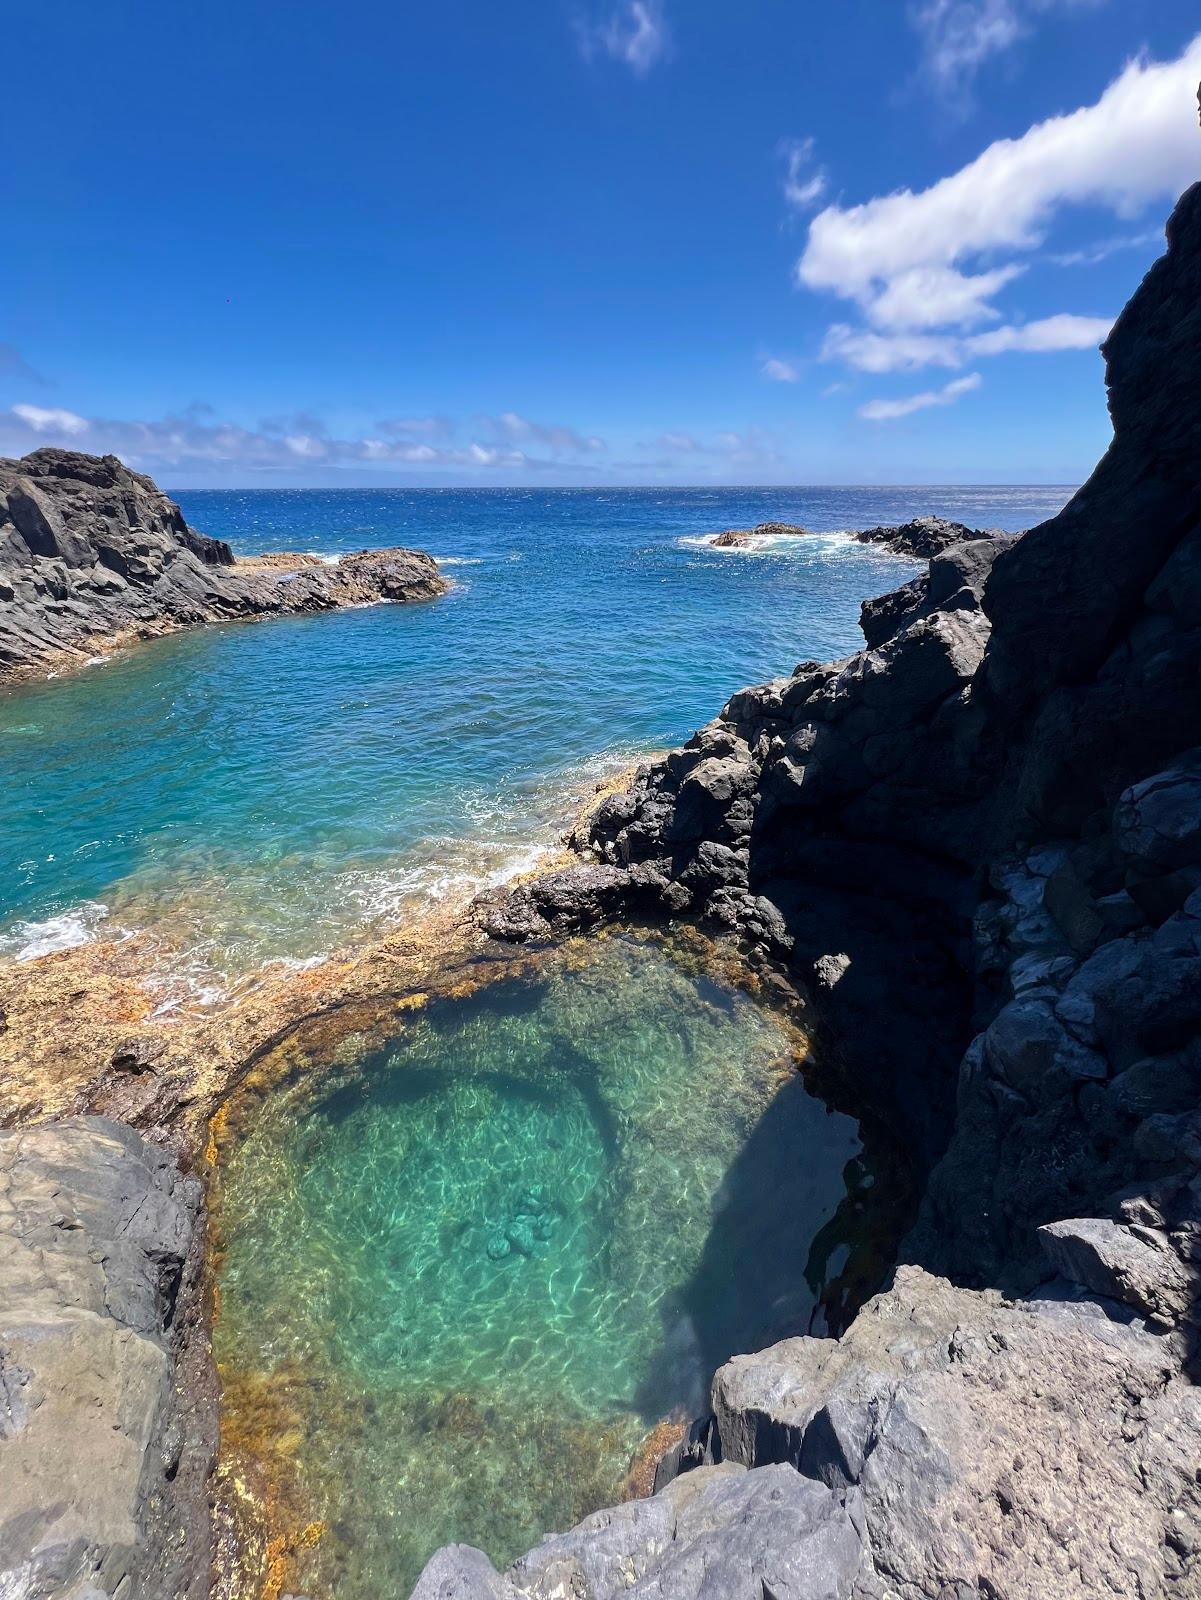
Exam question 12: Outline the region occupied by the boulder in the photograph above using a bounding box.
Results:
[0,1118,208,1600]
[411,1464,863,1600]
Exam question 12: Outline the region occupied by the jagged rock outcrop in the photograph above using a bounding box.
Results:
[435,170,1201,1598]
[0,1118,211,1600]
[708,516,984,558]
[0,449,447,678]
[412,1463,864,1600]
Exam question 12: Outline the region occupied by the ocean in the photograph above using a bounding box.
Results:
[0,485,1070,1002]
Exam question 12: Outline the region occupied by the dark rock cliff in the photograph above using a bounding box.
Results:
[0,449,447,678]
[446,178,1201,1596]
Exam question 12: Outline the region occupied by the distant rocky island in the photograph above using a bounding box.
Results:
[709,514,989,558]
[0,449,447,679]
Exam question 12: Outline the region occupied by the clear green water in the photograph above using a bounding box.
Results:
[214,936,869,1596]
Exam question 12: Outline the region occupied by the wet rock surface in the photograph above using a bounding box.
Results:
[418,177,1201,1594]
[0,1117,211,1600]
[707,516,987,559]
[0,448,447,678]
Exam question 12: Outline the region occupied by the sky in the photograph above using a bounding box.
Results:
[2,0,1200,487]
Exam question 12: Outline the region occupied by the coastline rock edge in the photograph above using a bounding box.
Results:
[0,449,447,680]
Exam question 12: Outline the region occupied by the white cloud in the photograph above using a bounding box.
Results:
[866,264,1025,330]
[822,325,964,373]
[910,0,1022,93]
[824,312,1112,372]
[1,404,603,478]
[911,0,1107,96]
[802,37,1199,373]
[284,434,326,458]
[967,311,1112,355]
[12,402,88,435]
[779,137,827,210]
[577,2,669,75]
[656,431,698,452]
[802,39,1201,309]
[761,357,800,382]
[859,372,983,421]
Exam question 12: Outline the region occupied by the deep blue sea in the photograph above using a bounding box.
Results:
[0,485,1070,1001]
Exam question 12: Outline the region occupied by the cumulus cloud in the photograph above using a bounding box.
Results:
[824,312,1111,372]
[12,403,89,435]
[576,2,669,75]
[779,138,827,210]
[484,411,605,453]
[911,0,1107,97]
[803,37,1200,373]
[803,40,1199,309]
[866,264,1026,331]
[859,372,983,422]
[656,431,698,452]
[761,357,800,382]
[0,403,603,478]
[968,312,1113,355]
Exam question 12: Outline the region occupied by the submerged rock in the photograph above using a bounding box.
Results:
[0,449,448,679]
[709,521,810,548]
[707,516,988,559]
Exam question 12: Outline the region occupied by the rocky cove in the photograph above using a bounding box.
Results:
[0,448,448,681]
[0,176,1200,1600]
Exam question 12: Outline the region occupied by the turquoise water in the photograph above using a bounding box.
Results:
[214,934,873,1596]
[0,486,1070,996]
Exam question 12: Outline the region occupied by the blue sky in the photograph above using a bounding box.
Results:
[2,0,1199,486]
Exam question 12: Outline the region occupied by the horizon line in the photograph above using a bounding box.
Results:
[165,479,1083,494]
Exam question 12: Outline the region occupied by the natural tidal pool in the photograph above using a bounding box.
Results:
[212,934,881,1597]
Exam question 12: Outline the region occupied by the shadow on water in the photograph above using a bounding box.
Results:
[636,1076,905,1417]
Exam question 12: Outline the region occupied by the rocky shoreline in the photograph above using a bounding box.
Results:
[0,449,447,680]
[2,169,1200,1600]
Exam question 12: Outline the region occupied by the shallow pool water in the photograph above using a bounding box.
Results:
[213,935,874,1596]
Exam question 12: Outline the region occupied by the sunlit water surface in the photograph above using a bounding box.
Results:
[214,935,877,1596]
[0,486,1069,1001]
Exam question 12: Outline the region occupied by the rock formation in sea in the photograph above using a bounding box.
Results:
[446,167,1201,1594]
[709,514,984,557]
[0,448,447,678]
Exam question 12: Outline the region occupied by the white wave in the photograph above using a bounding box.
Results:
[678,529,860,555]
[0,901,111,961]
[435,556,485,568]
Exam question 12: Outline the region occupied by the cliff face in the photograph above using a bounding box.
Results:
[446,181,1201,1595]
[0,449,447,678]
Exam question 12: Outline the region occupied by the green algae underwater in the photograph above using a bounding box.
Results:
[211,932,885,1598]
